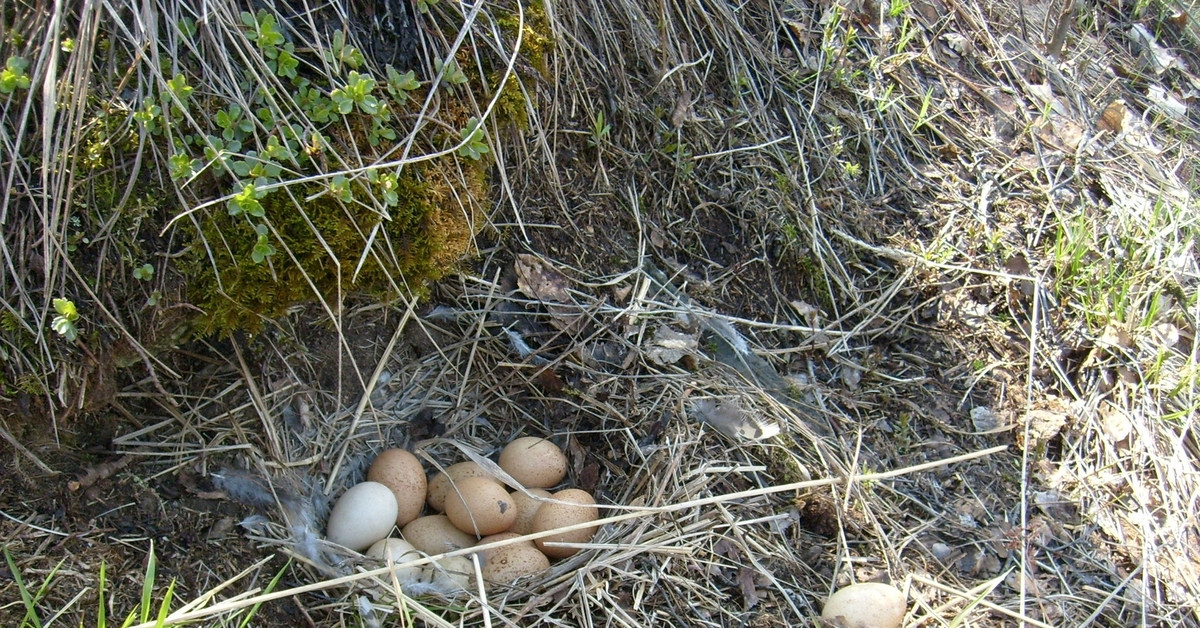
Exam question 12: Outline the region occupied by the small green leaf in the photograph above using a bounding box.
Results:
[0,56,32,94]
[53,298,78,321]
[133,264,155,281]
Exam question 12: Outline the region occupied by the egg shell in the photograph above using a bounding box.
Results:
[475,532,533,562]
[326,482,398,551]
[820,582,906,628]
[427,555,474,592]
[498,437,568,488]
[532,488,598,558]
[366,538,425,582]
[368,449,428,526]
[427,461,489,512]
[509,489,551,535]
[445,476,518,536]
[481,543,550,586]
[402,515,478,556]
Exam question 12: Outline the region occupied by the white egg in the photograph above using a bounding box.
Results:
[326,481,399,551]
[427,555,475,592]
[820,582,906,628]
[367,538,426,582]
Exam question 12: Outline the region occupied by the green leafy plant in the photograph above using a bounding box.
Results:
[133,263,155,280]
[417,0,440,13]
[0,56,31,94]
[215,105,253,142]
[227,182,268,217]
[435,58,468,86]
[50,298,79,342]
[385,65,420,103]
[588,110,611,147]
[331,71,381,115]
[326,29,364,70]
[251,223,276,263]
[241,10,284,49]
[457,117,489,160]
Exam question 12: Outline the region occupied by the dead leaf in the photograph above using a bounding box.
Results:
[737,567,761,609]
[690,399,780,441]
[1027,409,1068,444]
[1128,24,1182,74]
[840,362,862,389]
[971,406,1000,431]
[1098,323,1134,350]
[1146,85,1188,120]
[790,300,820,325]
[1097,100,1128,134]
[515,254,571,303]
[1099,402,1132,445]
[1033,490,1078,524]
[1150,322,1180,349]
[644,326,698,365]
[941,32,969,56]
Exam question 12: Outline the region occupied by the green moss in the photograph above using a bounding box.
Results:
[496,0,554,79]
[184,158,484,336]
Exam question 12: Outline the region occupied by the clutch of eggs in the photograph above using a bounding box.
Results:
[325,438,600,590]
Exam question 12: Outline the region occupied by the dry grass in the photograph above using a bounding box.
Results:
[2,0,1199,626]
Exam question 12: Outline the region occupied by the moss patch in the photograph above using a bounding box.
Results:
[184,158,484,336]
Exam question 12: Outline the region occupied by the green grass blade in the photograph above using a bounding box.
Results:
[237,558,291,628]
[140,541,157,624]
[4,546,43,628]
[154,579,177,627]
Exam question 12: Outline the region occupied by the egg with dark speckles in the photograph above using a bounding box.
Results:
[445,476,517,536]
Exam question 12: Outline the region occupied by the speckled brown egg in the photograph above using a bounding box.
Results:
[402,515,478,556]
[498,437,567,488]
[445,476,517,536]
[475,532,533,562]
[367,449,427,526]
[481,543,549,587]
[427,461,489,512]
[509,489,551,535]
[532,488,599,558]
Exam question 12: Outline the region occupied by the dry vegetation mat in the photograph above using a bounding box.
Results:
[1,0,1199,626]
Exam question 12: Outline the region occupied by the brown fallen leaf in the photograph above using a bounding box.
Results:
[644,326,698,365]
[1097,100,1128,135]
[737,566,761,609]
[515,254,571,303]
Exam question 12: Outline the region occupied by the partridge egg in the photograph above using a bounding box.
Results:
[326,481,398,551]
[402,515,478,556]
[366,538,425,582]
[427,554,474,591]
[499,437,567,488]
[532,488,598,558]
[427,461,489,512]
[509,488,551,535]
[475,532,533,562]
[820,582,906,628]
[368,449,427,526]
[481,543,549,586]
[445,476,517,536]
